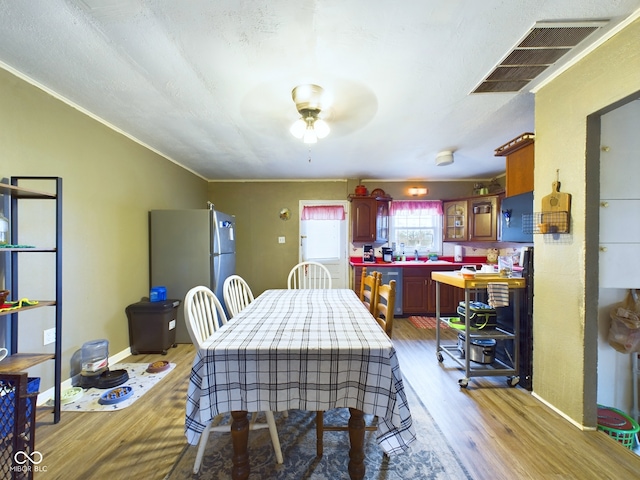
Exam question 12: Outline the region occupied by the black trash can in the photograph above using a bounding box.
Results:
[126,299,180,355]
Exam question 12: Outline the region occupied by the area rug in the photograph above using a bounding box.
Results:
[54,362,176,412]
[165,380,471,480]
[408,316,449,330]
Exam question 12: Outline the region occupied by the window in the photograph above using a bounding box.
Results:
[389,201,443,255]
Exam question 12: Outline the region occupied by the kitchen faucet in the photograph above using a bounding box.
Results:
[414,249,419,261]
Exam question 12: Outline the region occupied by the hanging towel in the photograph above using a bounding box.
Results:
[487,283,509,308]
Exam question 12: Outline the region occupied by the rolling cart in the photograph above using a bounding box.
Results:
[432,271,526,388]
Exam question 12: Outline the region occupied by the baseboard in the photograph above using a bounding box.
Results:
[36,345,132,406]
[531,391,597,432]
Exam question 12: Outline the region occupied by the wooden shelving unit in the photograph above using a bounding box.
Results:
[0,177,62,423]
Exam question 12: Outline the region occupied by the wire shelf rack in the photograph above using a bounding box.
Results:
[522,211,570,234]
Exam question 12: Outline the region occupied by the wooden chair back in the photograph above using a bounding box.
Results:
[374,279,396,338]
[359,268,381,314]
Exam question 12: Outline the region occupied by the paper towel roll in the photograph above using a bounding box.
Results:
[454,245,463,262]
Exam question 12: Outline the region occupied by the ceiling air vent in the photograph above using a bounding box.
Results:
[471,21,608,94]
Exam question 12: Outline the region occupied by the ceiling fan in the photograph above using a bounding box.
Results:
[289,84,330,144]
[240,77,379,140]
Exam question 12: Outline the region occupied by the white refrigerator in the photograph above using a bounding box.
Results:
[149,207,235,343]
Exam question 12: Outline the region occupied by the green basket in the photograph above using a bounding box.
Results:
[597,405,640,449]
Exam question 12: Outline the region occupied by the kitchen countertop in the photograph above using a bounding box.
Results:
[349,256,489,268]
[431,270,526,288]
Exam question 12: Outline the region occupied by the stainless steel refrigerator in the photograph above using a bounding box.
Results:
[149,207,235,343]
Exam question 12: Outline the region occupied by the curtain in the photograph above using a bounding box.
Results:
[390,200,443,215]
[301,205,346,220]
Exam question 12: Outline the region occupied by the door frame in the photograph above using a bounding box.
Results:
[298,200,350,289]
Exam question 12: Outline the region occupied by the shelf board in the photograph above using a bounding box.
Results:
[0,182,57,199]
[494,132,535,157]
[0,247,56,252]
[0,353,55,372]
[0,300,56,317]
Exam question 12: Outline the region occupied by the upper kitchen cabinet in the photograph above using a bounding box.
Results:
[443,200,467,242]
[444,195,501,242]
[348,194,390,243]
[469,195,500,242]
[495,133,535,198]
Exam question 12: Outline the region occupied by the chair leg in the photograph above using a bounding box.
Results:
[316,411,324,457]
[264,411,284,464]
[193,424,212,474]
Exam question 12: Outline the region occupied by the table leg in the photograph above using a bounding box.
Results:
[348,408,366,480]
[230,410,250,480]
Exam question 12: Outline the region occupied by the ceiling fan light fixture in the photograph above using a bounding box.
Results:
[290,84,330,143]
[290,118,307,138]
[313,118,330,138]
[303,124,318,144]
[436,150,454,166]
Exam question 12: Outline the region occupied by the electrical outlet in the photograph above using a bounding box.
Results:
[278,236,285,244]
[43,327,56,345]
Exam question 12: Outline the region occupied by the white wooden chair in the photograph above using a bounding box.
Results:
[223,275,255,318]
[287,261,332,289]
[184,285,283,473]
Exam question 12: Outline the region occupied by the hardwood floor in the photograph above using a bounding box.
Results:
[33,319,640,479]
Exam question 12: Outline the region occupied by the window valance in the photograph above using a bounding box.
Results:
[301,205,346,220]
[390,200,443,215]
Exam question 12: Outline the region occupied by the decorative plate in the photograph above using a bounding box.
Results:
[370,188,386,197]
[279,208,291,221]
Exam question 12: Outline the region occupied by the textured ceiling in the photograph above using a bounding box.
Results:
[1,1,639,181]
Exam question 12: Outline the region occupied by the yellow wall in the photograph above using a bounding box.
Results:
[0,67,208,390]
[533,17,640,425]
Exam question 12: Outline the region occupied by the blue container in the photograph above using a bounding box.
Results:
[150,286,167,302]
[0,377,40,438]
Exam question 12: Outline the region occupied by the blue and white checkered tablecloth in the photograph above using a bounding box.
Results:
[185,288,416,455]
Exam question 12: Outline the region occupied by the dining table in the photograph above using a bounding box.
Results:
[185,288,416,480]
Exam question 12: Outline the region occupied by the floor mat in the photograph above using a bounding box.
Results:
[408,316,449,329]
[166,379,472,480]
[53,362,176,412]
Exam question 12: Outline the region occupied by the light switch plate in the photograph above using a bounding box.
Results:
[278,236,286,244]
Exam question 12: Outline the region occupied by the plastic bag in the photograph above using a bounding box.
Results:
[608,289,640,353]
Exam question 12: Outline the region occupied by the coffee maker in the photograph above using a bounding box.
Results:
[382,247,393,262]
[363,244,375,263]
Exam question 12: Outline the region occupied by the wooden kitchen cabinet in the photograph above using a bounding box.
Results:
[403,271,429,314]
[444,195,501,242]
[403,267,462,315]
[495,133,534,198]
[469,195,500,242]
[349,195,390,243]
[443,200,467,242]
